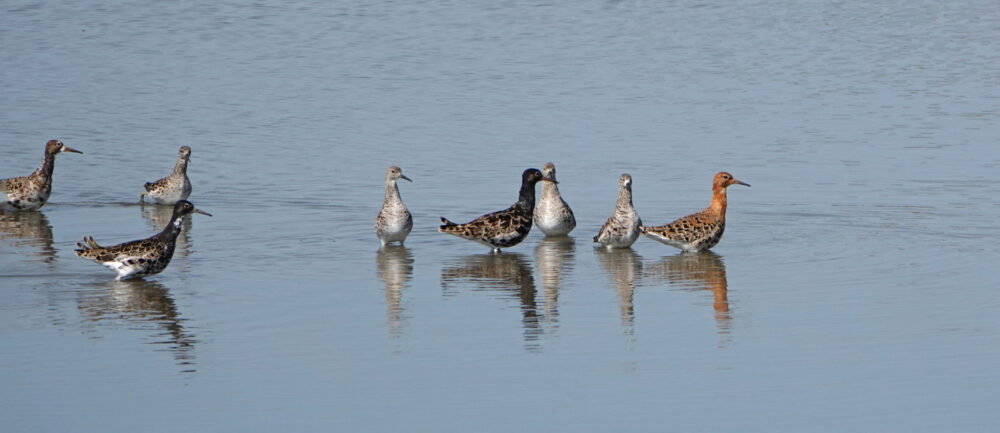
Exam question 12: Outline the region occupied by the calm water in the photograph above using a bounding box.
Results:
[2,0,999,431]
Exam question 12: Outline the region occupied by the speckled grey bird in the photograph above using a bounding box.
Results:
[439,168,549,253]
[532,162,576,237]
[75,200,211,280]
[375,165,413,246]
[593,173,642,249]
[140,146,192,205]
[1,140,82,211]
[640,171,749,252]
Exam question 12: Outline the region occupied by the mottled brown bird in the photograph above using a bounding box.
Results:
[640,172,749,252]
[2,140,82,211]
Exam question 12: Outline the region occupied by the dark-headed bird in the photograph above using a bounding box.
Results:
[76,200,211,280]
[439,168,550,253]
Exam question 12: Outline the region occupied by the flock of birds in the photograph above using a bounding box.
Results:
[376,161,750,253]
[3,140,750,281]
[1,140,209,280]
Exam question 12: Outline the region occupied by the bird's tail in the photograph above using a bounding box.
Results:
[439,217,460,233]
[639,226,671,243]
[74,236,103,257]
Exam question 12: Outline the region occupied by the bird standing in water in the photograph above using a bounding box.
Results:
[375,165,413,246]
[439,168,549,252]
[533,162,576,237]
[140,146,192,205]
[1,139,82,211]
[594,173,642,249]
[75,200,211,280]
[640,172,749,252]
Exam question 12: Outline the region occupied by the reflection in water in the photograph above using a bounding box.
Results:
[140,203,192,257]
[441,253,541,350]
[0,210,56,264]
[77,279,197,373]
[595,248,643,330]
[646,252,731,342]
[533,237,576,329]
[376,246,413,338]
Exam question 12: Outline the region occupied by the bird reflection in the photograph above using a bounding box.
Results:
[646,251,731,339]
[533,237,576,329]
[140,203,192,257]
[441,252,541,350]
[595,248,643,329]
[0,210,56,264]
[376,245,413,338]
[77,279,197,372]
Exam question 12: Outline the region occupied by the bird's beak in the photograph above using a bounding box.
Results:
[542,177,558,184]
[400,174,413,182]
[62,146,83,154]
[194,209,213,217]
[734,179,750,187]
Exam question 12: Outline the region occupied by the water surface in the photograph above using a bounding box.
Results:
[2,0,999,431]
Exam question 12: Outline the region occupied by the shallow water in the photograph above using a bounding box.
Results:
[2,0,999,431]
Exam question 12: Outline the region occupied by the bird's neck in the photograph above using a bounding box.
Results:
[158,215,186,240]
[172,157,189,175]
[616,186,633,210]
[708,184,727,216]
[384,179,403,205]
[540,181,560,199]
[517,181,537,211]
[33,150,57,181]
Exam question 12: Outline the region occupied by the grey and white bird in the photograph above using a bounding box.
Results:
[532,162,576,237]
[374,165,413,246]
[593,173,642,249]
[140,146,192,205]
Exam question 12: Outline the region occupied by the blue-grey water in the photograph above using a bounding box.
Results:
[2,1,999,431]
